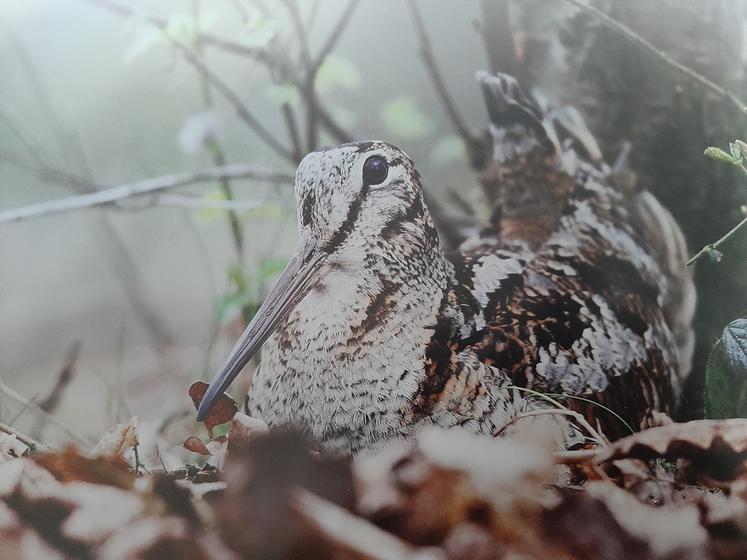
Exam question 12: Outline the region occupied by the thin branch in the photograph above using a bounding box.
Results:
[560,0,747,115]
[407,0,481,149]
[0,422,51,453]
[310,0,361,75]
[79,0,354,149]
[687,216,747,266]
[122,192,265,211]
[175,44,296,163]
[190,0,246,262]
[76,0,271,62]
[0,378,93,446]
[32,342,82,440]
[494,408,607,446]
[0,164,293,224]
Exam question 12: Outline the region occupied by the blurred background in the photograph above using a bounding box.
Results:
[0,0,745,450]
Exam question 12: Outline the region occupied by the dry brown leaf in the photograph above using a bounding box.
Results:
[189,381,239,438]
[33,445,135,489]
[596,419,747,480]
[184,436,211,456]
[91,417,139,459]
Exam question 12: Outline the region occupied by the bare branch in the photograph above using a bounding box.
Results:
[121,192,265,211]
[77,0,271,62]
[560,0,747,115]
[175,44,297,163]
[0,421,51,453]
[0,377,93,446]
[310,0,361,75]
[687,216,747,266]
[0,164,293,224]
[407,0,481,150]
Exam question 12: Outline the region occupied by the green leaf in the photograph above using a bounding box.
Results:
[431,135,466,166]
[705,319,747,418]
[704,146,737,165]
[315,54,361,95]
[165,12,217,44]
[243,12,277,48]
[265,83,300,107]
[380,96,432,140]
[729,142,744,164]
[122,25,163,64]
[194,189,228,223]
[723,319,747,375]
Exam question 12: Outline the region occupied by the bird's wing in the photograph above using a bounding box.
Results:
[446,73,695,437]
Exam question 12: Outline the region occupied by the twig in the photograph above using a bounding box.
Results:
[407,0,481,151]
[32,342,82,440]
[560,0,747,115]
[309,0,361,76]
[494,408,606,446]
[553,448,600,465]
[190,0,246,262]
[687,216,747,266]
[37,342,82,415]
[79,0,354,149]
[0,421,51,453]
[76,0,271,62]
[122,193,265,211]
[0,164,292,224]
[0,378,93,446]
[501,385,609,446]
[175,44,296,163]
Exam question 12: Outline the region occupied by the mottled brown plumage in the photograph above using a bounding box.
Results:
[199,73,695,452]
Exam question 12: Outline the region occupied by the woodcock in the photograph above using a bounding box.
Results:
[198,73,696,453]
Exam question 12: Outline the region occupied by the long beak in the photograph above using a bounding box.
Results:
[196,249,325,421]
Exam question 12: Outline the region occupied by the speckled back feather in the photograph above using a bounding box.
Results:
[417,73,696,438]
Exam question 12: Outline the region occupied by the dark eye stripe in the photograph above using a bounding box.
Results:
[323,183,370,253]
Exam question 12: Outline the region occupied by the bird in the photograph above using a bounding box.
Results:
[197,72,695,453]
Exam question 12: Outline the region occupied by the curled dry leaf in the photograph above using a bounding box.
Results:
[33,446,135,489]
[189,381,239,438]
[596,419,747,480]
[184,436,211,456]
[91,417,139,459]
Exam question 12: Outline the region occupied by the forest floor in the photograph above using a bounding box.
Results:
[1,382,747,560]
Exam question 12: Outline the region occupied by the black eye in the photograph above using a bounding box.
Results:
[362,155,388,185]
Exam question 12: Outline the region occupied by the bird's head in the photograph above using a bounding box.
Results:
[197,141,434,421]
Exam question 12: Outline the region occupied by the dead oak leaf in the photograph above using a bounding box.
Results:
[596,419,747,480]
[33,445,135,489]
[188,381,239,438]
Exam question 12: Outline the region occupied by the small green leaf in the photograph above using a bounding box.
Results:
[380,96,433,140]
[705,246,724,263]
[265,83,300,107]
[315,54,361,95]
[243,12,277,47]
[706,319,747,418]
[431,135,466,166]
[165,12,217,44]
[195,189,228,223]
[704,146,737,165]
[729,142,744,164]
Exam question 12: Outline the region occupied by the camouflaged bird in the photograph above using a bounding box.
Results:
[198,73,695,453]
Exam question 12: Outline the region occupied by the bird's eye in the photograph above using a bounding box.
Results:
[362,155,388,185]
